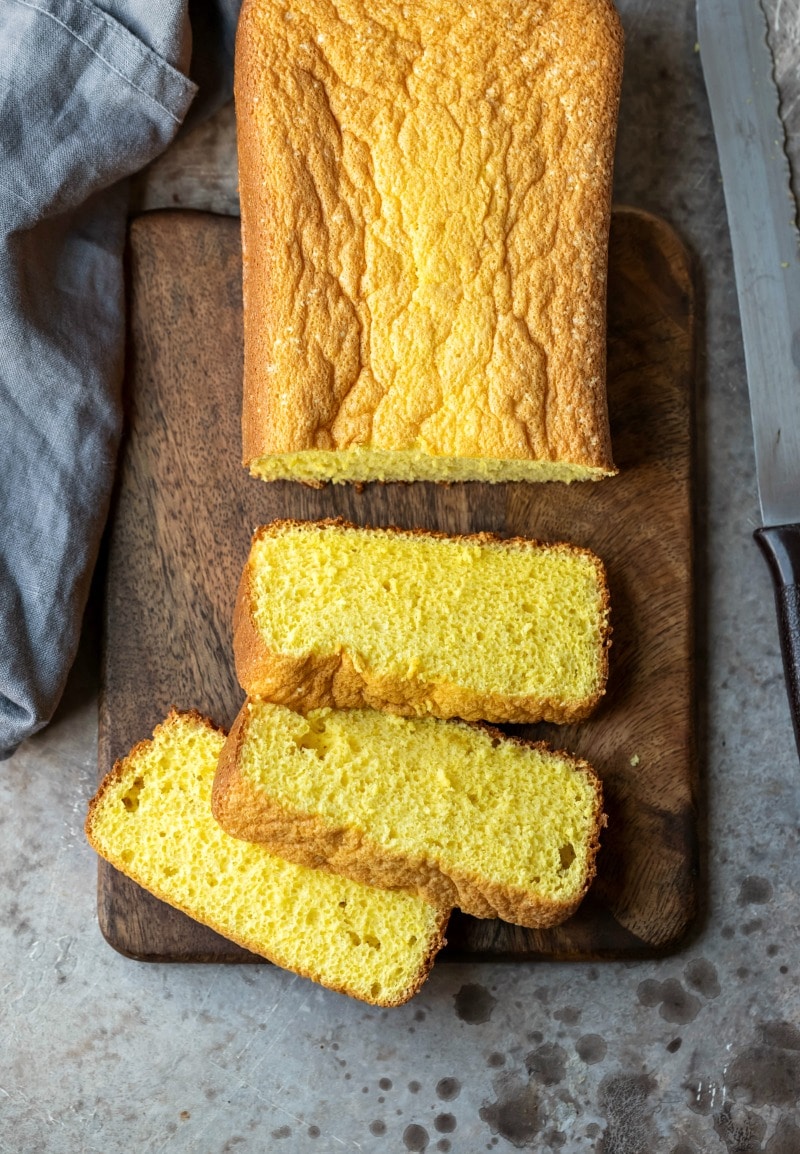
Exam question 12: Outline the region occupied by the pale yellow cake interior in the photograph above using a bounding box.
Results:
[239,702,599,902]
[88,714,443,1005]
[250,450,607,485]
[248,525,607,704]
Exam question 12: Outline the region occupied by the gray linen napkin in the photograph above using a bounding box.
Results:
[0,0,238,757]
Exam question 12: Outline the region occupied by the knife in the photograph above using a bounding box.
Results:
[698,0,800,757]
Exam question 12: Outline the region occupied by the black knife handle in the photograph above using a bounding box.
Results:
[754,524,800,759]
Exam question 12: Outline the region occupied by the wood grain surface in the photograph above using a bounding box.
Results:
[97,207,696,963]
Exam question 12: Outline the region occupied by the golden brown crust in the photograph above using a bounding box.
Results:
[86,709,449,1008]
[233,519,611,724]
[213,700,606,930]
[236,0,623,478]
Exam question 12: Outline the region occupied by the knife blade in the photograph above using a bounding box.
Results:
[697,0,800,756]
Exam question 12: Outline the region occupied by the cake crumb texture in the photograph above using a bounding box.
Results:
[235,520,611,724]
[213,700,606,928]
[237,0,623,482]
[85,711,447,1006]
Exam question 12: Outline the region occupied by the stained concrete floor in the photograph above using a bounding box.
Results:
[3,1,800,1150]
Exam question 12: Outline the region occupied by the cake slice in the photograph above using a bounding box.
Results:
[234,520,611,724]
[213,700,605,929]
[236,0,623,484]
[86,711,448,1006]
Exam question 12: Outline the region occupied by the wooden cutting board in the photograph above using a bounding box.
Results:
[97,207,697,962]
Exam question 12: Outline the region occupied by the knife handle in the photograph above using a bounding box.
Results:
[754,524,800,759]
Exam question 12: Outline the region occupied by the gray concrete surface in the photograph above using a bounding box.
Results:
[3,2,800,1150]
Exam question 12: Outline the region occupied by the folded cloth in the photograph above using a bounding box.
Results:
[0,0,238,758]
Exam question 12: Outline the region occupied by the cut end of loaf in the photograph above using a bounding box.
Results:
[248,449,616,485]
[86,710,447,1006]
